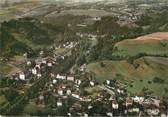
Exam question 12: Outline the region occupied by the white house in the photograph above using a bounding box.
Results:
[58,89,63,96]
[88,105,93,109]
[35,64,41,69]
[75,79,82,85]
[112,102,119,109]
[39,95,44,101]
[42,60,47,64]
[84,113,88,117]
[67,113,71,116]
[37,73,42,78]
[72,93,80,99]
[56,74,66,80]
[90,81,95,86]
[67,76,75,81]
[132,108,140,113]
[26,61,31,66]
[32,68,37,75]
[47,62,52,67]
[106,80,110,85]
[66,89,72,95]
[132,96,144,104]
[40,51,44,55]
[106,112,113,117]
[19,73,25,80]
[57,101,63,107]
[52,79,57,84]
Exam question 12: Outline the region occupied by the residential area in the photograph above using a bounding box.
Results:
[0,0,168,116]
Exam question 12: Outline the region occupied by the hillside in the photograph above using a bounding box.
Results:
[86,56,168,97]
[112,32,168,59]
[0,18,54,58]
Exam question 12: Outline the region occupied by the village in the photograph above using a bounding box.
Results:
[0,0,168,116]
[0,40,167,116]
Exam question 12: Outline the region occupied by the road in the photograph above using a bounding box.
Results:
[98,85,115,95]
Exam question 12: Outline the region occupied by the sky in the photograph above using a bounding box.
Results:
[0,0,125,4]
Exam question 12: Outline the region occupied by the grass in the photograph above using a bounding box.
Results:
[0,95,7,105]
[113,39,168,58]
[86,57,168,97]
[22,101,38,115]
[54,48,67,55]
[85,86,103,98]
[0,63,13,74]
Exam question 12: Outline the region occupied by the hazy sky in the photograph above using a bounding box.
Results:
[0,0,125,4]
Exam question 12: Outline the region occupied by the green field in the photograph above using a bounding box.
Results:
[0,95,7,105]
[86,57,168,97]
[112,39,168,58]
[0,63,13,74]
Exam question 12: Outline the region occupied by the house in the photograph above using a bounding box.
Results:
[56,74,66,80]
[128,108,140,113]
[112,101,119,109]
[77,24,87,27]
[67,76,75,81]
[12,73,19,80]
[90,81,95,86]
[39,95,44,101]
[92,17,101,21]
[58,89,63,96]
[75,79,82,85]
[67,113,71,116]
[37,73,42,78]
[50,73,55,78]
[35,64,41,69]
[117,89,124,94]
[50,84,53,88]
[151,98,160,107]
[61,85,66,89]
[126,97,133,107]
[79,64,86,72]
[132,96,144,104]
[47,62,52,67]
[80,96,92,102]
[106,112,113,117]
[109,96,116,101]
[161,113,167,117]
[52,79,57,84]
[132,108,140,113]
[57,101,63,107]
[32,68,37,75]
[26,61,31,66]
[84,113,88,117]
[146,108,160,116]
[66,89,72,95]
[72,92,80,99]
[19,72,25,80]
[40,51,44,56]
[105,80,116,87]
[42,59,47,64]
[88,105,93,109]
[38,95,44,104]
[23,53,27,58]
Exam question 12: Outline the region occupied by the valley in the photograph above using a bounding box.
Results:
[0,0,168,116]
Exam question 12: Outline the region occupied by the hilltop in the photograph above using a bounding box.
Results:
[112,32,168,59]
